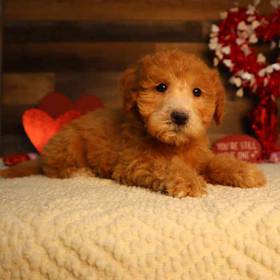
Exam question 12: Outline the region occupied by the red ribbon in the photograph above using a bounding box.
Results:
[251,94,280,158]
[3,154,31,166]
[213,6,280,159]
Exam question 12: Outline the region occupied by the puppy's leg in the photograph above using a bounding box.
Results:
[59,167,96,178]
[164,162,207,198]
[204,154,266,188]
[41,125,94,178]
[113,156,207,198]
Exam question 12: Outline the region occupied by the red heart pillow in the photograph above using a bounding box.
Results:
[38,92,104,117]
[23,93,104,152]
[23,109,81,152]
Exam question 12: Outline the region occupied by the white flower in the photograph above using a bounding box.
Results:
[257,53,266,63]
[247,16,256,22]
[216,50,224,60]
[238,30,249,40]
[271,41,277,49]
[271,0,280,9]
[249,77,256,87]
[272,63,280,71]
[220,11,228,19]
[210,32,218,38]
[230,7,239,12]
[236,38,245,45]
[223,59,233,69]
[246,5,256,15]
[251,20,260,29]
[267,66,274,73]
[241,45,251,56]
[211,24,220,33]
[209,37,219,50]
[258,69,267,77]
[249,33,258,43]
[238,21,247,31]
[209,37,226,62]
[242,72,253,80]
[229,76,242,87]
[236,19,259,44]
[257,64,279,77]
[221,46,231,55]
[236,88,244,97]
[213,58,219,66]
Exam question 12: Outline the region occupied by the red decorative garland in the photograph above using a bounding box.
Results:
[209,1,280,159]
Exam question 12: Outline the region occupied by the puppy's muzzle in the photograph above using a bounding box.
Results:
[170,111,189,126]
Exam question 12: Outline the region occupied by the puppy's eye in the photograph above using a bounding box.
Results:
[155,83,168,93]
[193,88,202,97]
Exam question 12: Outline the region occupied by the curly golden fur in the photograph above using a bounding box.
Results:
[1,49,266,197]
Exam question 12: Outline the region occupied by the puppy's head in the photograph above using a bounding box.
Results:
[121,49,225,145]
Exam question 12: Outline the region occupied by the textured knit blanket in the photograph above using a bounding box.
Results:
[0,164,280,280]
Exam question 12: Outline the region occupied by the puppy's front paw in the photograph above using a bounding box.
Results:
[165,175,207,198]
[232,164,266,188]
[206,154,266,188]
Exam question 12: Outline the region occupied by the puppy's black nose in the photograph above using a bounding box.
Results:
[170,111,188,126]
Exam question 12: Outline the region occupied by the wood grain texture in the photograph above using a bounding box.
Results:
[4,42,209,72]
[5,21,203,43]
[1,133,35,154]
[4,0,273,21]
[3,73,55,105]
[4,41,271,73]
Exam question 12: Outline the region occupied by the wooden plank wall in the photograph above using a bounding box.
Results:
[2,0,277,153]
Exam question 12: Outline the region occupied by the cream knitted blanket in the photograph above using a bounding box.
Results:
[0,164,280,280]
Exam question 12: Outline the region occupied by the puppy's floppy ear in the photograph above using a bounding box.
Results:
[212,70,225,125]
[120,66,138,112]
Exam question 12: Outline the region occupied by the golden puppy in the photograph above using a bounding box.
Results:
[1,49,266,197]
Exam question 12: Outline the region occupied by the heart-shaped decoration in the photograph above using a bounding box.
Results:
[23,109,81,152]
[38,92,104,118]
[209,1,280,158]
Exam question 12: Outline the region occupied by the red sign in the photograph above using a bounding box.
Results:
[212,134,262,162]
